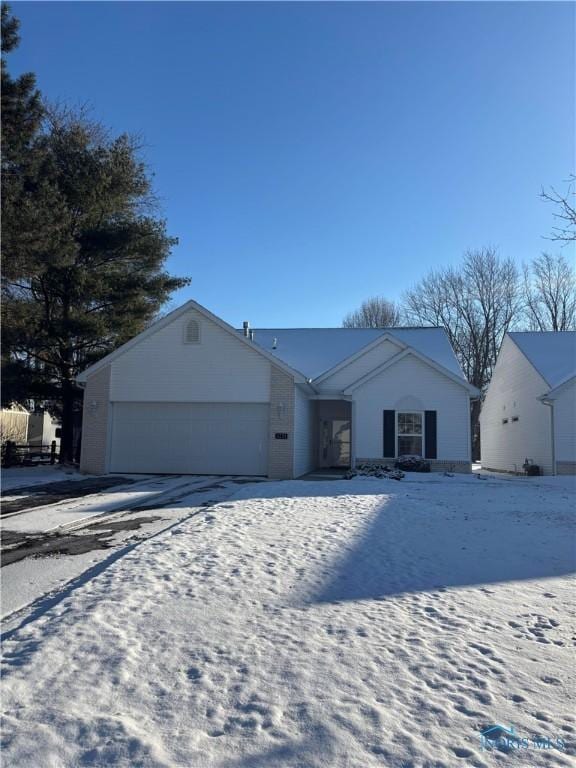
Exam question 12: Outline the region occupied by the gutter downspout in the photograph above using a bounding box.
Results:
[470,393,481,466]
[540,397,556,476]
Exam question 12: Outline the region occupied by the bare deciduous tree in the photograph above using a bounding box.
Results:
[523,253,576,331]
[403,248,521,459]
[342,296,402,328]
[541,175,576,242]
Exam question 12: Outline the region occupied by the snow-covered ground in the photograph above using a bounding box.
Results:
[1,473,575,767]
[1,476,262,621]
[3,474,213,533]
[1,465,85,493]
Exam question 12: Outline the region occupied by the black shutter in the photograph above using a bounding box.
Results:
[383,410,395,457]
[425,410,437,459]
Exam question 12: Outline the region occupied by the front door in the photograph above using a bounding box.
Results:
[319,419,351,468]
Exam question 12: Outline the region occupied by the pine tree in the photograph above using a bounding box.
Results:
[1,3,43,159]
[1,6,190,461]
[1,2,50,284]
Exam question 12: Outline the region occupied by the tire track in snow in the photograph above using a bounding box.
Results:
[1,477,260,635]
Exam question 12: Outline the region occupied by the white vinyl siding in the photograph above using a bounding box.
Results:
[317,338,403,393]
[110,310,271,403]
[110,402,269,475]
[480,336,553,474]
[293,387,314,478]
[553,380,576,463]
[353,353,470,461]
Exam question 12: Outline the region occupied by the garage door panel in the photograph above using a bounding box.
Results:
[111,416,193,474]
[110,403,269,475]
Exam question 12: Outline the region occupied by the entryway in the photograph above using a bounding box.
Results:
[301,468,350,481]
[316,400,352,469]
[319,419,351,468]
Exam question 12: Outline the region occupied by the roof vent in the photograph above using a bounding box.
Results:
[243,320,250,337]
[184,318,200,344]
[249,329,255,341]
[272,337,277,349]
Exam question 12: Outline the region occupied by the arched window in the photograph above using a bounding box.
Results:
[184,318,201,344]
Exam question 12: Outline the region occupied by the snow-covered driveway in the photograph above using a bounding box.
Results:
[1,474,575,767]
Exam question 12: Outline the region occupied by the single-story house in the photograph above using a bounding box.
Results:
[480,331,576,475]
[77,300,479,478]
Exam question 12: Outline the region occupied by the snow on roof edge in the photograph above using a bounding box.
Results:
[507,331,576,389]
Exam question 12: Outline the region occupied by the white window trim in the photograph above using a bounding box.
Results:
[396,410,425,457]
[183,319,201,344]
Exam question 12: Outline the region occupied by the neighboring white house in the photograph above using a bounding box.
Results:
[27,411,61,447]
[77,300,479,478]
[480,331,576,475]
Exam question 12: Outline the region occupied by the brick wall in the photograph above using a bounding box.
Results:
[268,366,295,479]
[80,365,111,475]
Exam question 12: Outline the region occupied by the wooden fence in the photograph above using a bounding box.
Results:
[2,441,59,468]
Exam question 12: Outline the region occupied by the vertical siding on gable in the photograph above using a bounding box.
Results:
[0,409,29,444]
[353,354,470,461]
[317,339,403,392]
[293,387,315,477]
[110,310,271,402]
[553,381,576,464]
[480,337,553,474]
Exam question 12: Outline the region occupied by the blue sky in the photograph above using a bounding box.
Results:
[10,1,575,327]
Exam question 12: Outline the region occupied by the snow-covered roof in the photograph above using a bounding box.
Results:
[508,331,576,389]
[239,327,466,381]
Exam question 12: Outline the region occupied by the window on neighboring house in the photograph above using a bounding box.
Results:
[397,412,423,456]
[502,418,508,425]
[511,416,519,422]
[184,318,200,344]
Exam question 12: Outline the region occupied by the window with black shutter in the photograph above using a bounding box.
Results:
[397,412,423,456]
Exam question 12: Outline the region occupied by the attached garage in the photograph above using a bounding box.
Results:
[109,402,269,475]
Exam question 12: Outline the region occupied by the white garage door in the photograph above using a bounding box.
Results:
[110,402,269,475]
